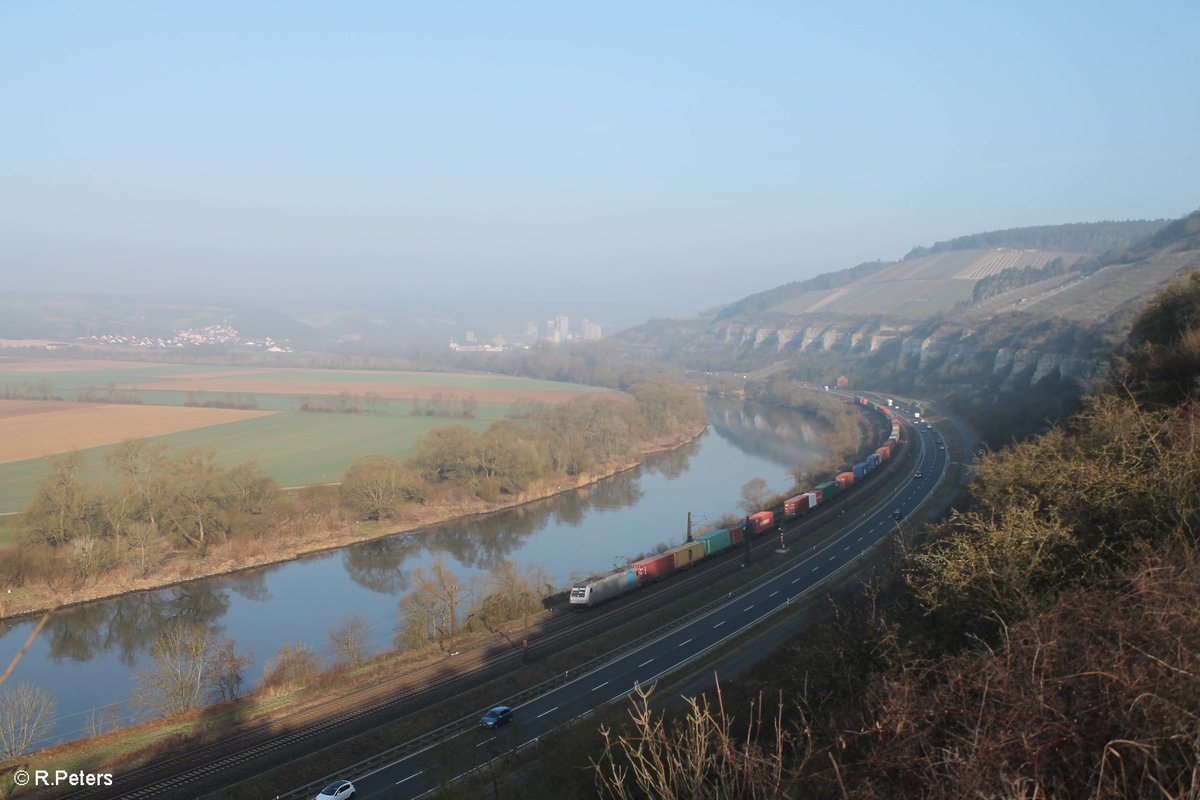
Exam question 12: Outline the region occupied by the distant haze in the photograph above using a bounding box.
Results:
[2,2,1197,316]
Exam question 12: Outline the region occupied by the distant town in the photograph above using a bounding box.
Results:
[82,324,294,352]
[449,313,602,352]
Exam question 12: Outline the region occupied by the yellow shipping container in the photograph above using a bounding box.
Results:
[670,541,706,570]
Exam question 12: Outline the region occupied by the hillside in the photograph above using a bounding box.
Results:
[583,272,1200,800]
[619,213,1200,437]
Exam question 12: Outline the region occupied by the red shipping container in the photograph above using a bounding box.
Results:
[836,471,855,489]
[749,511,775,533]
[876,444,891,460]
[730,526,744,546]
[783,494,810,518]
[632,552,675,581]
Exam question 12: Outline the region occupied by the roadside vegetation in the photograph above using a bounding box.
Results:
[578,271,1200,799]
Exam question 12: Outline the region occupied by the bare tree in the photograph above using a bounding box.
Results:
[329,616,369,669]
[209,639,254,703]
[85,705,121,737]
[125,521,162,577]
[0,683,57,759]
[133,623,215,718]
[396,557,469,651]
[738,477,772,514]
[341,456,421,521]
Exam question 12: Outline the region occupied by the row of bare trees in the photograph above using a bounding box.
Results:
[341,382,705,520]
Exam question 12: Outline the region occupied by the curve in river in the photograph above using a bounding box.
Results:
[0,396,829,745]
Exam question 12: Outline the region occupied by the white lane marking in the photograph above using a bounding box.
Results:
[793,577,802,583]
[592,681,609,691]
[475,737,496,748]
[397,772,422,784]
[829,555,836,561]
[537,707,558,718]
[811,566,819,572]
[769,590,778,598]
[713,620,726,628]
[639,658,653,667]
[857,537,863,542]
[679,638,693,647]
[743,605,754,612]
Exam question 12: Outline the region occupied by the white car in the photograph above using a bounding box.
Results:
[316,780,355,800]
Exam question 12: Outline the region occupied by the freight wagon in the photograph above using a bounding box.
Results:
[569,396,905,608]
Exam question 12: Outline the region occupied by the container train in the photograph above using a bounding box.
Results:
[568,397,902,608]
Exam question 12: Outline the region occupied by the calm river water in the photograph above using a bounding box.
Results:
[1,397,828,745]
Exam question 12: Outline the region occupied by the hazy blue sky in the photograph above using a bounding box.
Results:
[2,1,1197,314]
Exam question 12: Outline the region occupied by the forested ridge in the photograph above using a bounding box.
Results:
[904,218,1169,260]
[582,271,1200,799]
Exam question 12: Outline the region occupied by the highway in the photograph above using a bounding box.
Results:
[297,419,948,800]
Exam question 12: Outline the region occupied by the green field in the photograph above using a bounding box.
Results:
[0,361,610,514]
[0,411,497,513]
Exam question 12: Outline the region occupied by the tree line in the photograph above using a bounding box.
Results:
[2,379,704,593]
[341,380,703,517]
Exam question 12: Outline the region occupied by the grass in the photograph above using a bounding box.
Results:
[0,411,497,513]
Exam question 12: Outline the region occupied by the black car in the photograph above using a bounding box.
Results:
[481,706,513,728]
[891,509,903,520]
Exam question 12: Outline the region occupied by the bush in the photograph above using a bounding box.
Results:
[260,642,322,693]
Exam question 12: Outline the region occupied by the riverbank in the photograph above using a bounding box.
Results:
[0,422,707,622]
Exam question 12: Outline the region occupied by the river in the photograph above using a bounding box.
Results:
[0,397,829,746]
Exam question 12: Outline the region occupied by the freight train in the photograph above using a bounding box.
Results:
[568,397,902,608]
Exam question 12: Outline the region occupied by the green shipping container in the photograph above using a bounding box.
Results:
[695,529,732,556]
[817,480,839,499]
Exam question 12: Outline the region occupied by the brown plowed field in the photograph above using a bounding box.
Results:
[0,400,274,464]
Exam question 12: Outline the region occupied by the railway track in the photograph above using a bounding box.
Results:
[58,422,913,800]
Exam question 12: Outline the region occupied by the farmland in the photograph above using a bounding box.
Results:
[0,400,273,464]
[0,359,614,514]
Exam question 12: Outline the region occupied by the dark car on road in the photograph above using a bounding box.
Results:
[481,706,513,728]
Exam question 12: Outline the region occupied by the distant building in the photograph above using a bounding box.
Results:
[583,320,602,341]
[466,330,475,343]
[524,320,539,338]
[556,314,569,341]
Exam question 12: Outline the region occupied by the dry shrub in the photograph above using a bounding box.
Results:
[848,541,1200,799]
[0,543,66,588]
[593,679,813,799]
[259,642,321,695]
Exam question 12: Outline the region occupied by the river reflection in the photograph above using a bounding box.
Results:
[0,396,826,744]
